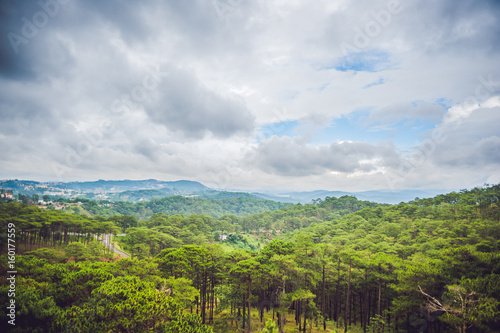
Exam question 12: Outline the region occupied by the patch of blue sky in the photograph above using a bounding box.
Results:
[364,78,385,89]
[308,116,385,145]
[307,112,437,148]
[326,50,391,73]
[371,118,437,148]
[257,108,438,149]
[258,120,300,140]
[434,97,452,108]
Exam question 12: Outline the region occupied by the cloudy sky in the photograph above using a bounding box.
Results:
[1,0,499,192]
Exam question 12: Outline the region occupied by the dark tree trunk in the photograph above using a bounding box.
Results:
[335,257,340,323]
[242,294,246,329]
[344,259,351,333]
[378,265,382,317]
[247,279,251,333]
[322,265,326,330]
[303,299,308,333]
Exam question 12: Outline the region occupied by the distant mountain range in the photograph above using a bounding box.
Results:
[0,179,445,205]
[60,179,210,193]
[251,189,445,205]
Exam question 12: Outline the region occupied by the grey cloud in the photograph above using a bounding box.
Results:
[77,1,153,45]
[0,0,45,79]
[132,139,162,162]
[320,0,500,69]
[144,67,255,139]
[79,0,256,59]
[409,0,500,55]
[430,105,500,167]
[0,86,58,136]
[247,136,400,176]
[368,102,447,124]
[2,0,256,140]
[433,136,500,168]
[474,137,500,164]
[0,0,88,80]
[0,0,248,79]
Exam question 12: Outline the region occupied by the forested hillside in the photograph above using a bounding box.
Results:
[105,189,266,202]
[1,184,499,332]
[74,195,292,219]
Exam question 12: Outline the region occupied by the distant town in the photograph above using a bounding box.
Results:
[0,179,104,204]
[0,179,208,210]
[1,181,99,211]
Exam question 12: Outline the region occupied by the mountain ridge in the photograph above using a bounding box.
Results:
[1,178,448,205]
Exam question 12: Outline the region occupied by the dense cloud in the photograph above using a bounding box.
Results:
[144,68,255,138]
[0,0,499,191]
[431,101,500,167]
[368,102,448,124]
[247,136,400,176]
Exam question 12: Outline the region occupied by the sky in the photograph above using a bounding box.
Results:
[1,0,499,193]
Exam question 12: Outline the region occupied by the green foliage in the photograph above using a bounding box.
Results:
[107,214,138,232]
[162,276,199,308]
[2,277,61,333]
[24,248,64,263]
[79,195,291,219]
[55,276,213,332]
[0,255,212,333]
[222,233,261,251]
[56,268,114,307]
[260,318,278,332]
[1,184,499,332]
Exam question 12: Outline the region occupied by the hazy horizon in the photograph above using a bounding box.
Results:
[0,177,458,197]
